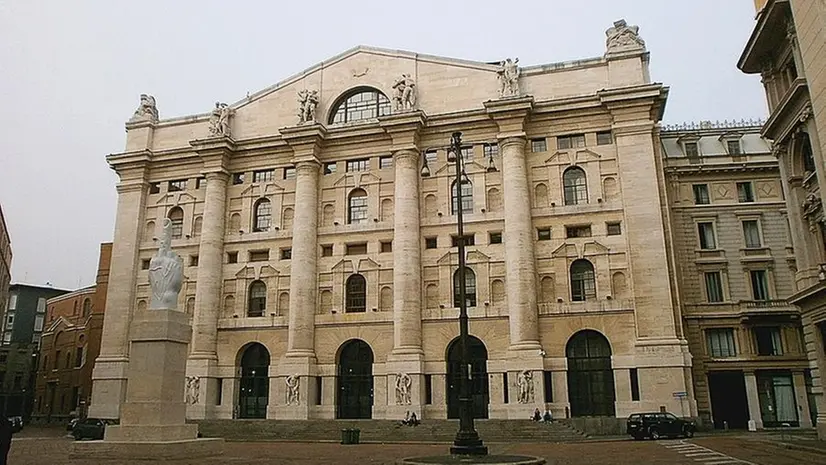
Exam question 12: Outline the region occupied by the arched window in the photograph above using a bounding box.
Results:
[248,280,267,317]
[800,132,816,175]
[563,167,588,205]
[192,216,203,237]
[566,330,615,417]
[346,274,367,312]
[253,198,272,232]
[329,88,391,124]
[570,259,596,301]
[451,180,473,215]
[453,267,477,308]
[82,298,91,317]
[348,189,368,224]
[167,207,184,239]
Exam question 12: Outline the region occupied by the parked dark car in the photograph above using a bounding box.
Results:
[72,418,117,440]
[67,417,80,431]
[627,412,695,440]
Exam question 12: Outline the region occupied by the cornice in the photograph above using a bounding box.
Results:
[738,0,792,74]
[761,79,810,142]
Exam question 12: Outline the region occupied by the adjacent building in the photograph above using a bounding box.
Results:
[0,205,11,344]
[738,0,826,438]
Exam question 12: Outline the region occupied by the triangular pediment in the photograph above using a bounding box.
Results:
[551,242,579,258]
[436,250,491,265]
[573,149,601,162]
[240,182,285,198]
[434,161,485,176]
[154,192,197,206]
[45,316,73,334]
[331,259,354,273]
[234,264,279,280]
[332,172,383,188]
[583,241,610,255]
[545,151,571,165]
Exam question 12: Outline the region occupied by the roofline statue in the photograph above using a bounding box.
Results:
[131,94,159,123]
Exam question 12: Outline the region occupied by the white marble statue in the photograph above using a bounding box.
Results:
[131,93,159,123]
[148,218,184,310]
[208,102,234,138]
[517,370,534,404]
[395,372,412,405]
[605,19,646,55]
[496,58,520,98]
[392,74,417,112]
[297,89,319,124]
[185,376,200,405]
[286,374,300,405]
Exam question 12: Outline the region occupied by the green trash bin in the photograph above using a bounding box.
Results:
[341,429,351,444]
[351,428,360,444]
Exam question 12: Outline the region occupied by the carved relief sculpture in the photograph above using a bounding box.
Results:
[148,218,184,310]
[297,90,319,124]
[517,370,534,404]
[496,58,521,98]
[395,372,412,405]
[802,193,824,232]
[392,74,417,112]
[208,102,234,138]
[131,94,159,123]
[185,376,200,405]
[286,374,300,405]
[605,19,646,55]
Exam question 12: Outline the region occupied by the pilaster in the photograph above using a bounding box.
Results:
[744,371,764,430]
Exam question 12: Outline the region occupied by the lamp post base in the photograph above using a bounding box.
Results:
[398,455,545,465]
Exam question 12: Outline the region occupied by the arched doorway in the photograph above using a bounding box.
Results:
[446,336,489,419]
[238,343,270,419]
[337,339,374,419]
[566,330,615,417]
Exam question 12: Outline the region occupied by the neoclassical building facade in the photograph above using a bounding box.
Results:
[90,21,698,422]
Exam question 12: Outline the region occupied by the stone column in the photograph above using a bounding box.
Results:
[793,371,813,428]
[500,136,541,351]
[89,174,148,420]
[744,371,764,430]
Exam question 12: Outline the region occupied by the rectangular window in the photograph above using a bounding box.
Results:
[483,144,498,158]
[698,222,716,249]
[216,378,223,406]
[693,184,710,204]
[451,234,475,247]
[425,237,438,249]
[596,131,613,145]
[227,251,238,264]
[537,228,552,241]
[280,248,292,260]
[195,177,205,189]
[315,377,322,405]
[168,179,187,192]
[503,373,509,404]
[706,328,737,358]
[531,138,547,153]
[754,327,783,356]
[684,142,699,157]
[379,156,393,169]
[380,241,392,253]
[37,297,46,313]
[54,350,61,369]
[5,314,12,329]
[630,368,640,401]
[705,272,724,303]
[323,162,337,175]
[424,374,433,405]
[346,159,369,172]
[346,243,368,255]
[8,294,16,310]
[149,182,161,194]
[321,245,333,257]
[489,232,502,244]
[543,371,553,403]
[750,270,769,301]
[34,314,44,332]
[424,150,438,164]
[249,250,270,262]
[727,140,742,155]
[606,222,622,236]
[189,255,199,267]
[253,169,274,183]
[737,182,755,203]
[460,146,473,161]
[348,195,368,224]
[75,348,84,367]
[232,172,245,185]
[283,167,296,180]
[557,134,586,149]
[743,220,762,248]
[566,225,592,238]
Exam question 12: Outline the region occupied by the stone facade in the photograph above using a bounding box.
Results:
[0,205,11,344]
[738,0,826,438]
[91,30,698,422]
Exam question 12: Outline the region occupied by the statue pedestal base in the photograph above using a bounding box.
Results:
[72,309,224,459]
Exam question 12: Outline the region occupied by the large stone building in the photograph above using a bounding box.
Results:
[660,121,814,429]
[91,20,700,423]
[738,0,826,437]
[0,205,11,344]
[33,243,111,423]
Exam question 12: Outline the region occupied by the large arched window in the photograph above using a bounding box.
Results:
[348,189,368,224]
[563,167,588,205]
[346,274,367,313]
[253,198,272,232]
[453,267,477,308]
[248,280,267,317]
[329,88,391,124]
[799,132,816,175]
[167,207,184,239]
[451,179,473,215]
[566,330,615,417]
[82,298,92,317]
[570,259,596,301]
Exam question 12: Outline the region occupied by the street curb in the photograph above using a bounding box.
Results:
[753,439,826,456]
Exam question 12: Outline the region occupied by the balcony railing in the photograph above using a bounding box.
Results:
[742,299,796,309]
[538,298,634,315]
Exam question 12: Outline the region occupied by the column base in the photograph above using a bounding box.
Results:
[186,357,221,420]
[272,355,318,419]
[88,357,129,420]
[385,355,425,419]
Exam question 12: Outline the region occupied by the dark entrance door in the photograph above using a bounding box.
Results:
[238,343,270,419]
[566,330,615,417]
[337,339,374,419]
[707,371,749,429]
[446,335,489,419]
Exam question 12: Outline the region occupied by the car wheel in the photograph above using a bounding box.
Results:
[72,432,82,441]
[649,428,660,440]
[632,433,643,441]
[684,428,694,438]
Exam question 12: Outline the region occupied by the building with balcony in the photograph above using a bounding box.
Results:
[90,21,698,425]
[738,0,826,438]
[661,121,814,430]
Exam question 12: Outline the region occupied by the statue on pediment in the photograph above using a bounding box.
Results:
[208,102,234,138]
[605,19,646,55]
[131,94,159,123]
[497,58,520,98]
[392,74,417,112]
[297,89,319,124]
[148,218,184,310]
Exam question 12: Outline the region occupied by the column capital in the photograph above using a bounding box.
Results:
[203,170,230,182]
[294,158,321,173]
[116,180,150,194]
[392,149,420,165]
[380,110,426,152]
[497,135,527,148]
[485,96,533,136]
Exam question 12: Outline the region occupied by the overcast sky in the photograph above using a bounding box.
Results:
[0,0,766,290]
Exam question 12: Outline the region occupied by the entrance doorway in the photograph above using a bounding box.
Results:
[707,371,749,429]
[337,339,374,419]
[566,330,615,417]
[238,343,270,419]
[446,335,489,419]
